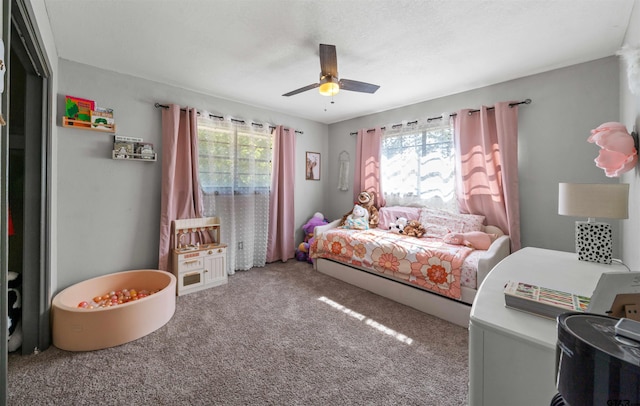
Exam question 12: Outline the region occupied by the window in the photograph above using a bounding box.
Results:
[381,121,457,211]
[197,116,273,273]
[197,120,272,195]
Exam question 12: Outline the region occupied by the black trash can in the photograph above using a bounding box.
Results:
[554,313,640,406]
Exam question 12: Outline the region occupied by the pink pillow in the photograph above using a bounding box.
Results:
[378,206,422,229]
[443,231,497,250]
[418,208,485,237]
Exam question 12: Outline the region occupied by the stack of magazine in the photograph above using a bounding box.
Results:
[503,281,591,319]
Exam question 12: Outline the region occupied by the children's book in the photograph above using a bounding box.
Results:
[91,108,114,129]
[503,281,590,319]
[65,95,95,123]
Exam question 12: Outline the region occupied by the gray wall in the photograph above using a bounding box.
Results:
[620,1,640,271]
[56,59,328,291]
[36,2,640,290]
[325,57,622,256]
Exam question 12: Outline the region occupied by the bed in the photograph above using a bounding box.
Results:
[310,206,511,327]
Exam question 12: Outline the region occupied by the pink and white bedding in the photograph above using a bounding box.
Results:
[311,227,474,300]
[460,249,483,289]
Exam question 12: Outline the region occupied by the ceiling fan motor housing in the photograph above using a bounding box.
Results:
[319,75,340,96]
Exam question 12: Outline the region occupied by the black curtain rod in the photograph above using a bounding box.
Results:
[351,98,531,136]
[154,103,303,134]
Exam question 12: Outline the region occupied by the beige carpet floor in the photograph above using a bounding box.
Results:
[8,260,469,405]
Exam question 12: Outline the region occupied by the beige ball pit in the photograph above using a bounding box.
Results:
[52,269,176,352]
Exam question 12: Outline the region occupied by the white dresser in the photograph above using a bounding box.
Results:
[469,247,627,406]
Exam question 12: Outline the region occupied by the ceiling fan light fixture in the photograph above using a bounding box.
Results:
[282,45,379,97]
[319,76,339,96]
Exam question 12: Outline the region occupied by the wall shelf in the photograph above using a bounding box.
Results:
[63,114,155,161]
[111,150,157,162]
[62,116,116,133]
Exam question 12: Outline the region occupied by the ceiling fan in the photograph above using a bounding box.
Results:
[282,44,380,97]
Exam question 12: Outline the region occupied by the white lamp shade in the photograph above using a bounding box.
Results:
[558,183,629,219]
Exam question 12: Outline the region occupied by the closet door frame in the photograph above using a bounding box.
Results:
[1,0,52,403]
[9,0,52,355]
[1,0,11,402]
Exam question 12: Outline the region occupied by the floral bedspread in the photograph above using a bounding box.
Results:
[310,228,473,299]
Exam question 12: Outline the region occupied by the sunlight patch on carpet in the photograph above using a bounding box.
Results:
[318,296,414,345]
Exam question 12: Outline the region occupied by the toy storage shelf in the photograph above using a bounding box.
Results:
[62,116,116,133]
[111,150,157,162]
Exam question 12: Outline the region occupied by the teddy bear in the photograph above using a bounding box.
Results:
[400,220,426,238]
[443,231,497,250]
[341,204,370,230]
[388,217,408,233]
[339,190,379,228]
[295,212,328,263]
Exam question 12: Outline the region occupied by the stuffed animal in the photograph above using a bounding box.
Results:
[342,204,369,230]
[340,190,379,228]
[356,191,379,228]
[388,217,408,233]
[296,242,311,262]
[443,231,497,250]
[401,220,426,238]
[8,271,22,352]
[295,212,328,263]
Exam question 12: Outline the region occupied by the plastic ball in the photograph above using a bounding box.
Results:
[77,285,160,309]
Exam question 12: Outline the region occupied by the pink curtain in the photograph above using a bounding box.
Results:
[158,105,205,271]
[454,102,521,251]
[266,126,296,262]
[354,128,386,208]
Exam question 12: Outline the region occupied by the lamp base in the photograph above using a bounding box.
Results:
[575,221,612,264]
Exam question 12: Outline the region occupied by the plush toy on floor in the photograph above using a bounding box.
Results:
[8,271,22,352]
[295,212,329,263]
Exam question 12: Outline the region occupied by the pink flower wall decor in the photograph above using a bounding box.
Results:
[587,122,638,177]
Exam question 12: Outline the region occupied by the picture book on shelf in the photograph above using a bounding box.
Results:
[113,141,134,158]
[91,108,114,129]
[65,95,95,124]
[135,142,155,159]
[504,280,590,319]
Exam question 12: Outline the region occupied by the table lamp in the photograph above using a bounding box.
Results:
[558,183,629,264]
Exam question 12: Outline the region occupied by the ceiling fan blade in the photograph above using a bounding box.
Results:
[339,79,380,94]
[282,83,319,97]
[319,44,338,77]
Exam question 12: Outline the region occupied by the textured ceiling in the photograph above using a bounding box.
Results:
[43,0,636,124]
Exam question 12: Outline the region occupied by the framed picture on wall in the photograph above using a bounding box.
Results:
[306,151,321,180]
